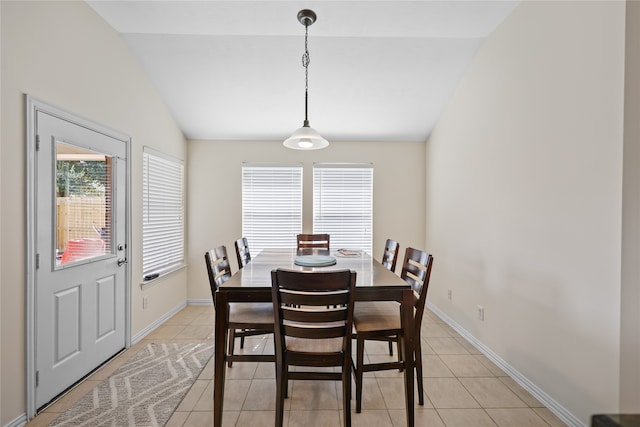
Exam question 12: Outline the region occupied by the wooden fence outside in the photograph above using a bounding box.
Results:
[57,196,107,251]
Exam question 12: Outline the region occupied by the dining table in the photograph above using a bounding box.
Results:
[213,248,416,426]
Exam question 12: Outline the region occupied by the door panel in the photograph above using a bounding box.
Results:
[54,285,81,363]
[35,111,127,409]
[96,275,116,339]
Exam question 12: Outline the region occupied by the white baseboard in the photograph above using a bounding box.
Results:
[4,413,27,427]
[426,302,585,427]
[187,299,213,306]
[131,300,187,344]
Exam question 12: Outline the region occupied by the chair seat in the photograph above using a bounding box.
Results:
[229,302,274,324]
[285,336,344,353]
[353,301,402,332]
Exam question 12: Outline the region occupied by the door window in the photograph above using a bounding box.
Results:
[55,142,113,267]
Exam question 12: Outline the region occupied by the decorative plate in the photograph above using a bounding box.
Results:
[336,249,361,257]
[294,255,337,267]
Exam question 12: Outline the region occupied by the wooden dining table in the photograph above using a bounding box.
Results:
[213,248,416,426]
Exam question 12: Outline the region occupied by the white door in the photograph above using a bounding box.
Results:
[34,110,127,409]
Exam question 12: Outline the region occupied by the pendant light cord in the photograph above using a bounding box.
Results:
[302,23,310,126]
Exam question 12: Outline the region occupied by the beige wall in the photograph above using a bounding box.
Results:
[186,140,426,301]
[620,0,640,412]
[1,1,187,424]
[426,1,626,424]
[3,0,637,425]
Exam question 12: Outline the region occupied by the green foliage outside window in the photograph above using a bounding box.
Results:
[56,160,106,197]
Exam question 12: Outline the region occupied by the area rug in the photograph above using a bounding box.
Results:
[49,342,214,426]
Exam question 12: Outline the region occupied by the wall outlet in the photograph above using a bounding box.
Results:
[477,305,484,321]
[143,296,149,309]
[447,289,452,300]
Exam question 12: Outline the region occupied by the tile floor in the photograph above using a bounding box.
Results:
[27,305,567,427]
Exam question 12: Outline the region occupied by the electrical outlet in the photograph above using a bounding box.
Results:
[477,305,484,321]
[143,296,149,309]
[447,289,452,300]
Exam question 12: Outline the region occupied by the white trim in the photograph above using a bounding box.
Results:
[4,413,27,427]
[131,301,187,344]
[426,301,586,427]
[187,299,214,306]
[312,162,373,169]
[242,161,302,168]
[139,264,187,289]
[25,95,37,419]
[24,95,132,419]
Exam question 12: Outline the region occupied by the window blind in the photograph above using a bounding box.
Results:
[313,164,373,254]
[242,163,303,252]
[142,148,184,278]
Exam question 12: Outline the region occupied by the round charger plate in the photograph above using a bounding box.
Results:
[294,255,337,267]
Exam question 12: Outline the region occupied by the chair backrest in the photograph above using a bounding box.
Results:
[271,269,356,355]
[399,247,434,327]
[296,233,330,250]
[204,245,232,301]
[381,239,400,272]
[234,237,251,269]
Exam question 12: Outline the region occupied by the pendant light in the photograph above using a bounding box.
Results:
[283,9,329,150]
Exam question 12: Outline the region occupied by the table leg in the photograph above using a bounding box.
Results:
[402,289,415,427]
[213,291,228,427]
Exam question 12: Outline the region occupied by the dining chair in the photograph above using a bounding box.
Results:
[352,247,434,413]
[204,245,275,367]
[234,237,251,269]
[296,233,330,250]
[381,239,400,273]
[379,238,402,356]
[271,268,357,427]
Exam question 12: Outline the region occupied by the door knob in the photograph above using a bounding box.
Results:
[117,258,128,266]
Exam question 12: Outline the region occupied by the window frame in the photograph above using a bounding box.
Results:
[142,147,185,280]
[313,163,373,254]
[242,162,303,252]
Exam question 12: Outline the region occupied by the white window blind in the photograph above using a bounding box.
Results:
[313,164,373,254]
[242,163,303,252]
[143,148,184,278]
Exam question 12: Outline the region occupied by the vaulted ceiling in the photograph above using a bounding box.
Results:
[87,1,519,142]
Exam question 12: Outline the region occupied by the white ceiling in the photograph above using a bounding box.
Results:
[86,1,519,143]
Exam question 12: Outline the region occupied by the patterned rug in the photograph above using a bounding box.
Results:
[49,342,213,426]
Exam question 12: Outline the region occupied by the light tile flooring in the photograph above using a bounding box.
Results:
[27,305,567,427]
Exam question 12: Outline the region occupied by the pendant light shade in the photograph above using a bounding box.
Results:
[284,9,329,150]
[283,124,329,150]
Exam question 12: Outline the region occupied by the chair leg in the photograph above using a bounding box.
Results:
[355,336,365,413]
[415,335,424,406]
[342,361,351,427]
[227,329,236,368]
[388,340,393,356]
[275,361,286,427]
[397,335,405,372]
[240,329,245,349]
[284,365,289,399]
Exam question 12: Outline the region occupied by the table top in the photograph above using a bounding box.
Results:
[219,248,409,291]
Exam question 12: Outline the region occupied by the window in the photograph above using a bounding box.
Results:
[55,143,112,266]
[142,147,184,279]
[242,163,303,252]
[313,163,373,254]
